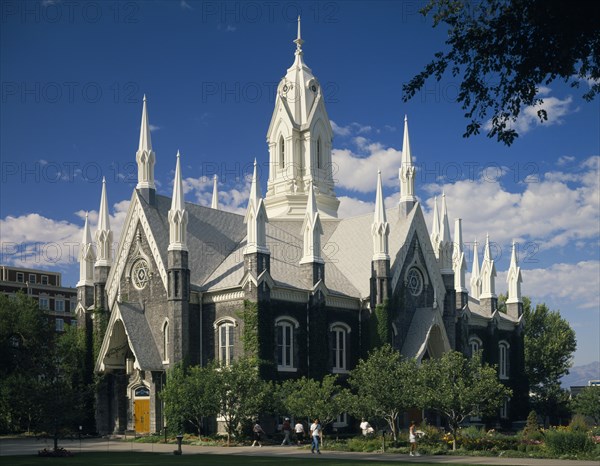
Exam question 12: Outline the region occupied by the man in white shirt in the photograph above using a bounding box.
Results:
[310,418,322,454]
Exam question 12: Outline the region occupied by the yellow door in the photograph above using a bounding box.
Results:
[134,399,150,433]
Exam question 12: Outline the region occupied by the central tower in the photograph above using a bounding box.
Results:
[264,17,340,219]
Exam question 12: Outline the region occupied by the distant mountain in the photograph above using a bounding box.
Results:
[561,361,600,388]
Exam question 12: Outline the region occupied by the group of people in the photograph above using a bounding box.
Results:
[252,418,422,456]
[251,418,322,453]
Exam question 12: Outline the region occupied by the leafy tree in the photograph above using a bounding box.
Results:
[571,386,600,425]
[214,358,271,445]
[279,375,343,430]
[161,363,219,435]
[402,0,600,145]
[421,350,512,450]
[523,298,576,420]
[344,344,420,441]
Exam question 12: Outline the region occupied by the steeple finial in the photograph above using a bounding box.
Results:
[77,211,96,287]
[470,238,481,299]
[430,196,440,257]
[299,181,324,264]
[480,233,497,299]
[399,114,417,206]
[453,218,467,294]
[95,177,113,267]
[372,170,390,261]
[136,95,156,192]
[507,240,523,304]
[294,15,304,53]
[440,192,452,243]
[211,174,219,210]
[244,159,269,255]
[168,151,188,251]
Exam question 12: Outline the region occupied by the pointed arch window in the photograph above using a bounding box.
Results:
[499,341,510,379]
[317,137,322,169]
[279,136,285,169]
[469,336,483,357]
[162,320,170,363]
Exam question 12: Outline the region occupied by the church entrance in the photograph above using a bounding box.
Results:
[133,386,150,433]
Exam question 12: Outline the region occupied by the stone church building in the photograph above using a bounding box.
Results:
[76,20,528,435]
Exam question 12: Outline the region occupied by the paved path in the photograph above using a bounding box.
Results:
[0,437,597,466]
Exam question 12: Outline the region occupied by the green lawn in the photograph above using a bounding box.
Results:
[2,452,482,466]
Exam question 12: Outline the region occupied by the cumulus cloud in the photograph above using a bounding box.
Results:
[422,156,599,251]
[330,121,373,137]
[1,200,130,269]
[182,176,250,215]
[484,91,575,135]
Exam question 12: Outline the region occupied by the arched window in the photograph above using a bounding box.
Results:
[317,137,322,169]
[469,336,483,357]
[279,136,285,169]
[330,323,351,373]
[499,341,510,379]
[275,317,298,371]
[162,320,169,363]
[500,397,510,419]
[214,318,237,366]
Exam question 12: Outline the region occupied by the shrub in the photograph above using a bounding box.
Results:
[346,436,384,452]
[544,428,594,456]
[522,410,542,441]
[569,414,589,432]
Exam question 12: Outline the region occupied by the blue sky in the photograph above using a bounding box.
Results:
[1,0,598,367]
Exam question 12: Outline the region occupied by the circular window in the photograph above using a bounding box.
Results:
[131,259,150,290]
[406,267,423,296]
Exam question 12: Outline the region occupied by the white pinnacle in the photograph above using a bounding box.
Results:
[470,238,481,299]
[399,115,416,203]
[77,211,95,287]
[372,170,390,261]
[507,240,523,304]
[138,94,152,152]
[244,159,269,255]
[136,94,156,190]
[300,181,324,264]
[480,234,497,299]
[440,193,452,243]
[211,174,219,209]
[453,218,467,293]
[168,151,188,251]
[95,177,113,267]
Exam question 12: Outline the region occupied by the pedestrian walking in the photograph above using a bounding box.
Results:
[251,420,265,447]
[310,418,322,454]
[409,420,420,456]
[281,417,292,445]
[294,420,305,445]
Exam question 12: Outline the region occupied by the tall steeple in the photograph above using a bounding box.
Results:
[264,16,339,219]
[399,115,417,215]
[506,240,523,318]
[95,177,112,267]
[439,193,454,273]
[470,239,481,300]
[430,196,440,258]
[136,95,156,203]
[168,151,188,251]
[479,234,497,313]
[299,182,324,265]
[372,170,390,261]
[244,159,269,255]
[77,212,95,287]
[211,174,219,210]
[453,218,468,309]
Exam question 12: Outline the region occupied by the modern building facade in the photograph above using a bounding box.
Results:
[0,265,77,331]
[76,20,528,435]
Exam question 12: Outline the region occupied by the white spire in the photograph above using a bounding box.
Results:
[430,196,440,257]
[453,218,467,294]
[211,174,219,209]
[168,151,188,251]
[294,15,304,53]
[299,181,324,264]
[136,94,156,191]
[439,193,454,273]
[506,240,523,304]
[95,177,113,267]
[77,212,95,287]
[399,115,416,203]
[470,239,481,299]
[372,170,390,261]
[244,159,269,255]
[480,234,497,299]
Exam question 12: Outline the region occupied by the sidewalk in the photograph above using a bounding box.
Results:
[0,437,598,466]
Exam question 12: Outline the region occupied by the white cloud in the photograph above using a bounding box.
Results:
[338,196,374,218]
[182,176,250,215]
[149,124,161,131]
[484,92,575,135]
[330,121,373,137]
[557,155,575,166]
[180,0,193,10]
[226,25,237,32]
[1,200,130,269]
[422,156,599,250]
[332,142,402,193]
